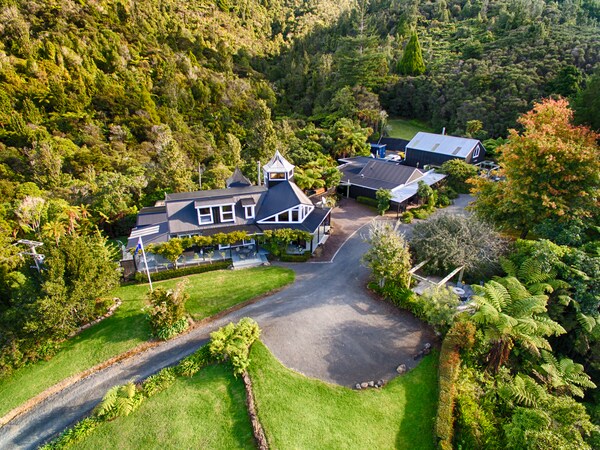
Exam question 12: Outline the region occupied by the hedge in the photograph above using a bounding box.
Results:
[356,196,378,208]
[435,321,475,450]
[133,260,232,283]
[280,251,311,262]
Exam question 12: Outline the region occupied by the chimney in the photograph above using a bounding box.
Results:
[257,161,261,186]
[442,127,446,135]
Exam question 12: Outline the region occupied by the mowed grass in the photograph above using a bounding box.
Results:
[387,118,434,140]
[71,364,255,450]
[249,341,439,449]
[185,266,295,320]
[0,266,294,417]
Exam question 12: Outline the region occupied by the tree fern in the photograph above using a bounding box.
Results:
[500,374,546,407]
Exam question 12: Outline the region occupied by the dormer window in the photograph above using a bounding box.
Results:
[245,205,255,219]
[198,207,213,224]
[220,204,235,223]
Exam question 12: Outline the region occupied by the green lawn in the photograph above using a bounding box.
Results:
[249,341,439,449]
[71,364,255,450]
[0,266,294,418]
[387,118,434,141]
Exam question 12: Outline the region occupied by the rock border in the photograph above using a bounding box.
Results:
[242,370,269,450]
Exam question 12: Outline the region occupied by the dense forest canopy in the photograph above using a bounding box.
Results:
[0,0,598,238]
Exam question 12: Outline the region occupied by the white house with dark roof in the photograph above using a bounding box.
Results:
[405,132,486,168]
[127,151,332,264]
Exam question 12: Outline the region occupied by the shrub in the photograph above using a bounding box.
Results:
[146,280,189,339]
[155,317,189,340]
[412,207,434,220]
[133,260,231,283]
[356,196,378,208]
[419,286,461,333]
[436,331,462,449]
[436,194,452,208]
[376,188,392,215]
[410,214,508,281]
[439,159,479,193]
[400,211,413,223]
[142,367,177,397]
[94,382,144,421]
[175,345,214,377]
[209,318,261,376]
[280,251,311,262]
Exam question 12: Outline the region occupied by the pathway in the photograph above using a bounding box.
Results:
[0,196,473,449]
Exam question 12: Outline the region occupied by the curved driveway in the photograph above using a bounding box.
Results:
[0,196,478,449]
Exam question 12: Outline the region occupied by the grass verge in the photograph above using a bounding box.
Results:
[0,266,294,418]
[387,118,434,140]
[248,341,439,449]
[70,364,255,450]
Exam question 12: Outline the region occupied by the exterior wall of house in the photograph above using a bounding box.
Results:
[348,184,377,200]
[404,149,466,167]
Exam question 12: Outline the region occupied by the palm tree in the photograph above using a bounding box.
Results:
[471,277,566,373]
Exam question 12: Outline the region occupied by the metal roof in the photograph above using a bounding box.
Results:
[263,150,295,173]
[390,171,447,204]
[406,132,481,158]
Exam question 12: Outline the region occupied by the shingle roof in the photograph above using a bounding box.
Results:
[339,158,424,191]
[406,132,481,158]
[226,168,252,188]
[256,181,313,221]
[165,185,266,201]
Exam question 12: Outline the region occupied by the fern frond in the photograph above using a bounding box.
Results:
[577,313,597,333]
[500,257,517,277]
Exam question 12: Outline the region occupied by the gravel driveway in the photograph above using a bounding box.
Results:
[0,197,478,449]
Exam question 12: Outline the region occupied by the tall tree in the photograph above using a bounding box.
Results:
[573,70,600,132]
[362,221,411,289]
[398,32,426,76]
[470,98,600,238]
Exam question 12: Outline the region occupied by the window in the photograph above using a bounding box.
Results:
[291,209,299,222]
[473,145,481,159]
[269,172,286,180]
[244,205,255,219]
[220,205,235,223]
[278,212,290,222]
[198,207,213,224]
[242,239,255,246]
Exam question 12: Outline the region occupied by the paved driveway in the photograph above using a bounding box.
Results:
[0,197,463,449]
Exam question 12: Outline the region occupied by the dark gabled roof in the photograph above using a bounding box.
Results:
[226,168,252,188]
[136,206,167,227]
[256,181,313,221]
[339,157,424,191]
[165,185,266,202]
[358,160,423,186]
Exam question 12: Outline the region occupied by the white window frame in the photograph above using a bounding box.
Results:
[257,204,314,224]
[219,204,235,223]
[473,145,480,159]
[244,205,255,219]
[218,243,230,250]
[197,207,214,225]
[269,171,287,180]
[242,239,255,246]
